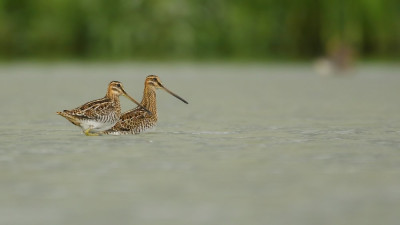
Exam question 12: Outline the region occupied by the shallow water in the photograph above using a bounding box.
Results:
[0,63,400,225]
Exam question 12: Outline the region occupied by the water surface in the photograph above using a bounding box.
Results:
[0,63,400,225]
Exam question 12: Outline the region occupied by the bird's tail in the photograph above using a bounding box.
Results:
[56,111,81,126]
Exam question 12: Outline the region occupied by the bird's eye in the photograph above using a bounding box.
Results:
[117,84,121,87]
[153,78,157,82]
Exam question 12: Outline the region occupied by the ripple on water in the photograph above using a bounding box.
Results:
[190,131,236,135]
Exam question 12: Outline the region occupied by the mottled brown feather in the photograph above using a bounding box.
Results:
[56,81,142,133]
[104,75,187,135]
[64,97,121,119]
[105,86,157,134]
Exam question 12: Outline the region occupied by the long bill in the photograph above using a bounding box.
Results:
[160,84,189,104]
[121,89,152,114]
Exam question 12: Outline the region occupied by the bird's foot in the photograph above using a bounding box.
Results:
[84,128,99,136]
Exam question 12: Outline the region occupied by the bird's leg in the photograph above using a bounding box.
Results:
[84,127,99,136]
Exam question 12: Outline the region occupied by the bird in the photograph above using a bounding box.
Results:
[103,75,188,135]
[57,81,150,136]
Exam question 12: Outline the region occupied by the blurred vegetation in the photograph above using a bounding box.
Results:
[0,0,399,60]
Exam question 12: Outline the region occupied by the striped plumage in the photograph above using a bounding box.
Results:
[57,81,150,136]
[103,75,188,135]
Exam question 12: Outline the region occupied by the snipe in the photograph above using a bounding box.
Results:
[103,75,188,135]
[57,81,150,136]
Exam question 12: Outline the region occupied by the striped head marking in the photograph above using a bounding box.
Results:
[145,75,188,104]
[145,75,163,89]
[108,81,125,96]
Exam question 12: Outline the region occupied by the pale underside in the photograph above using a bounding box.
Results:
[79,119,118,133]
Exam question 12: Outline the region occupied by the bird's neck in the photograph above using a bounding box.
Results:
[105,92,122,115]
[141,86,157,115]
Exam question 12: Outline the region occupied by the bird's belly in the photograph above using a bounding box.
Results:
[80,120,116,132]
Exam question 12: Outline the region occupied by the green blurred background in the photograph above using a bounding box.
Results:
[0,0,399,60]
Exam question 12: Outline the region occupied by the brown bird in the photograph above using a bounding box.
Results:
[57,81,150,136]
[103,75,188,135]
